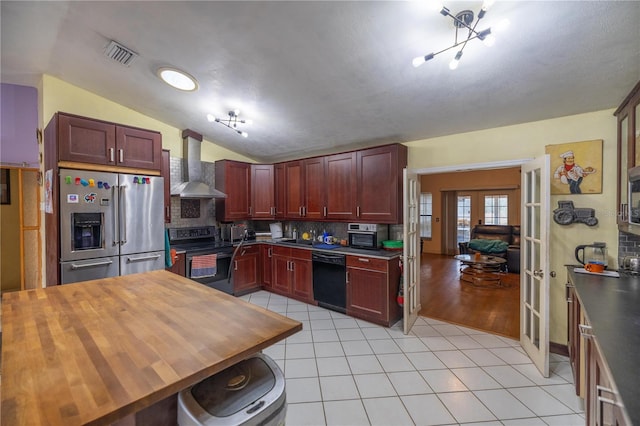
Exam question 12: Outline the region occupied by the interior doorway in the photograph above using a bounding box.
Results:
[0,167,41,294]
[416,159,530,337]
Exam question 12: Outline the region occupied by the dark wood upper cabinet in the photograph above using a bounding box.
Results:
[115,125,162,170]
[356,144,407,223]
[274,163,286,219]
[250,164,275,218]
[615,80,640,231]
[57,113,161,170]
[303,157,326,220]
[215,143,406,223]
[284,161,305,218]
[325,152,357,220]
[215,160,251,221]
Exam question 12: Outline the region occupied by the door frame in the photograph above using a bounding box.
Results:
[409,157,534,333]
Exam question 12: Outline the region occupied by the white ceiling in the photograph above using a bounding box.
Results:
[2,1,639,163]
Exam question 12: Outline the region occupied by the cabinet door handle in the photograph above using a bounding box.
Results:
[346,271,349,284]
[109,148,115,162]
[323,206,327,217]
[299,206,303,217]
[578,324,593,338]
[565,282,574,300]
[165,206,170,218]
[119,149,124,163]
[357,258,370,263]
[357,206,361,217]
[566,298,572,303]
[234,260,238,271]
[303,206,307,216]
[268,247,272,257]
[290,261,295,271]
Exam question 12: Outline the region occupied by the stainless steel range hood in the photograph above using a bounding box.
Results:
[171,130,227,199]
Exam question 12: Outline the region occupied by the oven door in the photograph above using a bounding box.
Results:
[185,250,234,294]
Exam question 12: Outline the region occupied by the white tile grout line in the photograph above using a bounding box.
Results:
[247,290,583,426]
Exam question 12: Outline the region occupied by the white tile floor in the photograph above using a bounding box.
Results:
[239,290,585,426]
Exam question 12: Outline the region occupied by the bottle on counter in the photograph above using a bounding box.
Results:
[292,227,298,240]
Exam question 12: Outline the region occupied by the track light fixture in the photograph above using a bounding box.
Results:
[207,110,252,138]
[412,1,509,70]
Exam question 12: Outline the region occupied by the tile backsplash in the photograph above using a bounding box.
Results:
[168,156,216,228]
[618,230,640,260]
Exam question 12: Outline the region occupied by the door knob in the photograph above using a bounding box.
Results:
[533,269,544,278]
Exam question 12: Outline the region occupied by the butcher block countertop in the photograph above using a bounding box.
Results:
[1,270,302,425]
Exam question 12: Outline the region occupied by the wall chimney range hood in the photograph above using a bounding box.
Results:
[170,129,227,199]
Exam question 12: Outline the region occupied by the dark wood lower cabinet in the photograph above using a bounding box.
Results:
[567,271,630,426]
[586,337,628,426]
[261,245,273,289]
[566,281,585,397]
[233,245,259,295]
[346,255,401,327]
[166,252,185,276]
[270,246,313,303]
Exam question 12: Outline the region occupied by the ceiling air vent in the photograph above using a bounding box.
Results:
[104,40,138,66]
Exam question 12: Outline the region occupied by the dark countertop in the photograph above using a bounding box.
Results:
[568,267,640,426]
[246,240,403,260]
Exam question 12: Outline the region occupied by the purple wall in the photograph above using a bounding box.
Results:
[1,83,39,166]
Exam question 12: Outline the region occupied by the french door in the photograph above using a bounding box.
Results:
[403,169,421,334]
[520,155,551,377]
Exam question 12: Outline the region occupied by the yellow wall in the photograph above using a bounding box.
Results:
[40,75,255,163]
[406,109,618,345]
[1,168,22,292]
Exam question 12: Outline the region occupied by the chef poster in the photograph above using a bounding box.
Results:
[545,140,602,195]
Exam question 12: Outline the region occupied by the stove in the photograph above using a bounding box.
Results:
[617,269,640,278]
[168,226,235,294]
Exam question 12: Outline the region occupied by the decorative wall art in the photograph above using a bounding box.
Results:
[545,140,602,195]
[181,198,200,218]
[0,168,10,204]
[553,200,598,226]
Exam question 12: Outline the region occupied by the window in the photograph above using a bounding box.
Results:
[420,192,432,238]
[484,195,509,225]
[457,195,471,242]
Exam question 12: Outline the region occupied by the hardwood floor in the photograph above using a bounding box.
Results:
[419,253,520,339]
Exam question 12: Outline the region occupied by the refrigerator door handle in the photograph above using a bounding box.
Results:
[125,254,162,263]
[112,185,119,246]
[70,259,114,270]
[120,185,127,245]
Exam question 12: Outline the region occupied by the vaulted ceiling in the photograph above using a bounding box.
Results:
[2,1,639,162]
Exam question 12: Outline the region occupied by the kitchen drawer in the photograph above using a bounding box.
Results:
[272,245,291,257]
[238,244,259,256]
[290,247,312,260]
[347,255,387,272]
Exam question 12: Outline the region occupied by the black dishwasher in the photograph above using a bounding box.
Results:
[312,252,347,313]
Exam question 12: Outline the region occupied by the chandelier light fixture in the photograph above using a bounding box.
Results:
[412,0,509,70]
[207,110,252,138]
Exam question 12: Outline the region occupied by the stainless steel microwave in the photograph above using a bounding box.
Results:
[629,166,640,224]
[347,223,388,250]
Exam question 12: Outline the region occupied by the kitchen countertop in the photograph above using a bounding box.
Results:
[568,267,640,426]
[244,240,403,260]
[1,270,302,425]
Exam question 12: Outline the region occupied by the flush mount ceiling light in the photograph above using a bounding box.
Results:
[207,110,252,138]
[157,67,198,91]
[412,0,510,70]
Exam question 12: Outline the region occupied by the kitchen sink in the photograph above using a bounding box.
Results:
[277,238,313,246]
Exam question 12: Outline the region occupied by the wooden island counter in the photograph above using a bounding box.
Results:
[1,270,302,425]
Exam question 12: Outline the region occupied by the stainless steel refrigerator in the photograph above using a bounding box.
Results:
[59,168,165,284]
